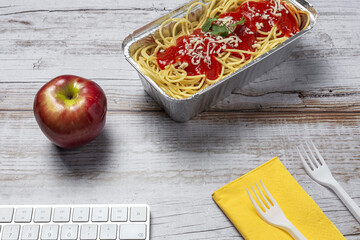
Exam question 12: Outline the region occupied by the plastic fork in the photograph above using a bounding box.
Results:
[298,142,360,223]
[247,180,307,240]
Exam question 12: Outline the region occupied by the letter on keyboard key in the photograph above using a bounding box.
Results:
[1,225,20,240]
[100,224,117,240]
[14,208,33,223]
[53,207,71,222]
[72,207,90,222]
[80,224,97,240]
[34,208,52,223]
[0,208,14,223]
[41,224,59,240]
[130,207,147,222]
[120,224,146,240]
[92,207,109,222]
[60,224,78,240]
[21,225,40,240]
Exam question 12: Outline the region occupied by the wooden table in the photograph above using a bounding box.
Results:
[1,0,359,239]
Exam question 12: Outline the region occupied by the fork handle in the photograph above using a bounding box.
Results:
[329,181,360,223]
[280,221,307,240]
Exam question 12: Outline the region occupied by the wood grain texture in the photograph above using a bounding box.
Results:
[0,0,360,239]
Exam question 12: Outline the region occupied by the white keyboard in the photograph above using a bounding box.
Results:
[0,204,150,240]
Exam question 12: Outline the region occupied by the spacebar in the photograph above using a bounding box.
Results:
[120,224,146,240]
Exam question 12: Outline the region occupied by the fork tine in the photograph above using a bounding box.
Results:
[310,141,326,166]
[305,142,320,167]
[259,180,277,207]
[300,144,316,170]
[247,188,265,214]
[251,185,268,211]
[255,181,272,208]
[297,147,312,173]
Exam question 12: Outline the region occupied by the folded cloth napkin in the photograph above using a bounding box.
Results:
[212,157,345,240]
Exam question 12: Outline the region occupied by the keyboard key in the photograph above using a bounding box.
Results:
[80,224,97,240]
[14,208,33,223]
[53,207,71,222]
[21,225,40,240]
[0,208,14,223]
[1,224,20,240]
[111,207,127,222]
[72,207,90,222]
[60,224,78,240]
[41,224,59,240]
[34,208,52,223]
[130,207,147,222]
[0,205,149,240]
[100,224,117,240]
[120,224,146,240]
[92,207,108,222]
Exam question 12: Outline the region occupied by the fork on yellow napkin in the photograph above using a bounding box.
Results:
[212,157,345,240]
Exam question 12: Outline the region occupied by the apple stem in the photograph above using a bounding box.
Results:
[67,93,74,100]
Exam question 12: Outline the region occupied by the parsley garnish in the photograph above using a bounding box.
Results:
[230,16,247,28]
[211,24,230,37]
[201,16,219,32]
[202,16,246,37]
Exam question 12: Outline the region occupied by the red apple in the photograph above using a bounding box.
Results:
[33,75,107,149]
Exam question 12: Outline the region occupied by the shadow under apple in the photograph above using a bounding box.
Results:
[53,128,112,177]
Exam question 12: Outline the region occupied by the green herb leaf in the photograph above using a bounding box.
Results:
[202,15,246,37]
[237,16,246,25]
[211,24,229,37]
[230,16,247,28]
[201,17,218,33]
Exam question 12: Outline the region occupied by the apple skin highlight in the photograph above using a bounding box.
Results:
[33,75,107,149]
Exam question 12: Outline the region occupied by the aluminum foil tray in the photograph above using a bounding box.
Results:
[122,0,317,122]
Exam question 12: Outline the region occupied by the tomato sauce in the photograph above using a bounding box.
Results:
[157,0,300,80]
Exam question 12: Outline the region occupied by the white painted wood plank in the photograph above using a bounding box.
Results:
[0,0,181,15]
[4,79,360,113]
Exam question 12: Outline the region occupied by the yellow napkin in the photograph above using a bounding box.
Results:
[212,157,345,240]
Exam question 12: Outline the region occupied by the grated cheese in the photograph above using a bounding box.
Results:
[271,0,285,17]
[244,27,254,34]
[261,14,270,19]
[178,34,243,67]
[255,22,264,29]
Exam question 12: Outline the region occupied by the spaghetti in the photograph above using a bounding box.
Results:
[132,0,310,99]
